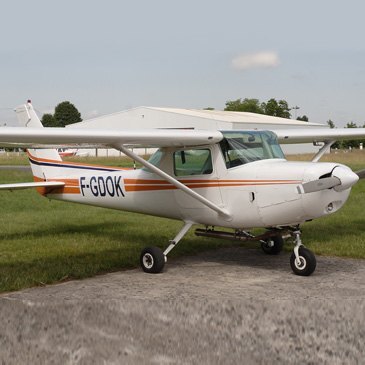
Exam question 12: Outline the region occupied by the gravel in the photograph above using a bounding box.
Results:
[1,247,364,364]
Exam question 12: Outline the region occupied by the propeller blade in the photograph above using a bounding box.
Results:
[355,169,365,179]
[299,176,341,194]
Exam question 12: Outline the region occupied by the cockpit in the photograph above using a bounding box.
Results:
[219,131,285,168]
[144,130,285,173]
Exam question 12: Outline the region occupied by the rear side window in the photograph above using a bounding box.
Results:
[174,149,212,176]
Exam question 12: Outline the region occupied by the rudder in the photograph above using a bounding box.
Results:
[16,101,62,180]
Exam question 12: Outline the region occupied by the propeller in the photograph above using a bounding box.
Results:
[299,177,341,194]
[298,166,359,194]
[355,169,365,179]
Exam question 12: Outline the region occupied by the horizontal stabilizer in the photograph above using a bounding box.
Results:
[0,181,65,191]
[298,177,341,194]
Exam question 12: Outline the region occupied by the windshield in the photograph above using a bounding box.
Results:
[219,131,285,168]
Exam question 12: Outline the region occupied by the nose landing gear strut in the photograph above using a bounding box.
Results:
[290,230,317,276]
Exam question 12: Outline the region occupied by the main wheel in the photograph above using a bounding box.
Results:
[290,247,316,276]
[140,247,165,274]
[261,235,284,255]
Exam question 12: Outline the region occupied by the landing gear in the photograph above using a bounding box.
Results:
[139,223,317,276]
[260,235,284,255]
[140,247,165,273]
[290,230,316,276]
[290,247,316,276]
[140,222,193,274]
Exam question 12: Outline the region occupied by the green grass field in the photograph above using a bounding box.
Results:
[0,151,364,293]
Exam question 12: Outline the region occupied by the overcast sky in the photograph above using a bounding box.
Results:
[1,0,365,126]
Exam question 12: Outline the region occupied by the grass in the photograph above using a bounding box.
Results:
[287,149,365,171]
[0,153,28,165]
[0,150,364,292]
[0,169,237,292]
[0,152,144,168]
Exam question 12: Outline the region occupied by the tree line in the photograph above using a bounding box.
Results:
[224,97,308,121]
[327,120,365,149]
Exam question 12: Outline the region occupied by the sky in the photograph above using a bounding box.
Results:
[1,0,365,126]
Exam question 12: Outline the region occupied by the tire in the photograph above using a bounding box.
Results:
[290,247,317,276]
[140,246,165,274]
[261,235,284,255]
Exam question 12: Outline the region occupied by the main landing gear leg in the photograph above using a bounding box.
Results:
[290,230,317,276]
[140,222,193,274]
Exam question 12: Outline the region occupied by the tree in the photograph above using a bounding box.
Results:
[41,113,58,127]
[326,119,341,149]
[262,98,291,119]
[53,101,82,127]
[225,97,292,119]
[326,119,335,129]
[346,122,357,129]
[297,115,309,122]
[41,101,82,128]
[342,122,360,149]
[224,98,264,114]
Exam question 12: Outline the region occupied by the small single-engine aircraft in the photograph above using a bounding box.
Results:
[0,101,365,276]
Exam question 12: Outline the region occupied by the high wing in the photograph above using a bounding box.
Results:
[0,127,223,149]
[275,128,365,144]
[1,126,365,150]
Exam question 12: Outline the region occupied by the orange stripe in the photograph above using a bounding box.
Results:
[124,181,300,192]
[185,183,220,189]
[124,178,301,185]
[33,176,80,195]
[54,187,80,194]
[125,185,177,192]
[124,179,171,185]
[34,175,300,194]
[40,182,299,194]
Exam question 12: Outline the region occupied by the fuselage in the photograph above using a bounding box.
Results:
[34,130,355,230]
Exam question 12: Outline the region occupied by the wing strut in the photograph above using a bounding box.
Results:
[116,145,231,220]
[311,140,336,162]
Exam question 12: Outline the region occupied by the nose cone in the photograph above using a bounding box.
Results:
[332,166,359,192]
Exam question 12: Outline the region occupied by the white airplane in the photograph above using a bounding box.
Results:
[0,101,364,276]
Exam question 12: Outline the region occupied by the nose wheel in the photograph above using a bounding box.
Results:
[290,230,316,276]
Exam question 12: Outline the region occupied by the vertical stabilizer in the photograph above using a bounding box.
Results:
[15,101,62,180]
[15,100,44,128]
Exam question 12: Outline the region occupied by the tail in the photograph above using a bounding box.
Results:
[15,101,62,180]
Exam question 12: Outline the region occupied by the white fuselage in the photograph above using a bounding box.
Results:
[40,144,352,230]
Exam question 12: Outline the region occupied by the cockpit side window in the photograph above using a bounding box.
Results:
[220,131,285,169]
[173,149,212,176]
